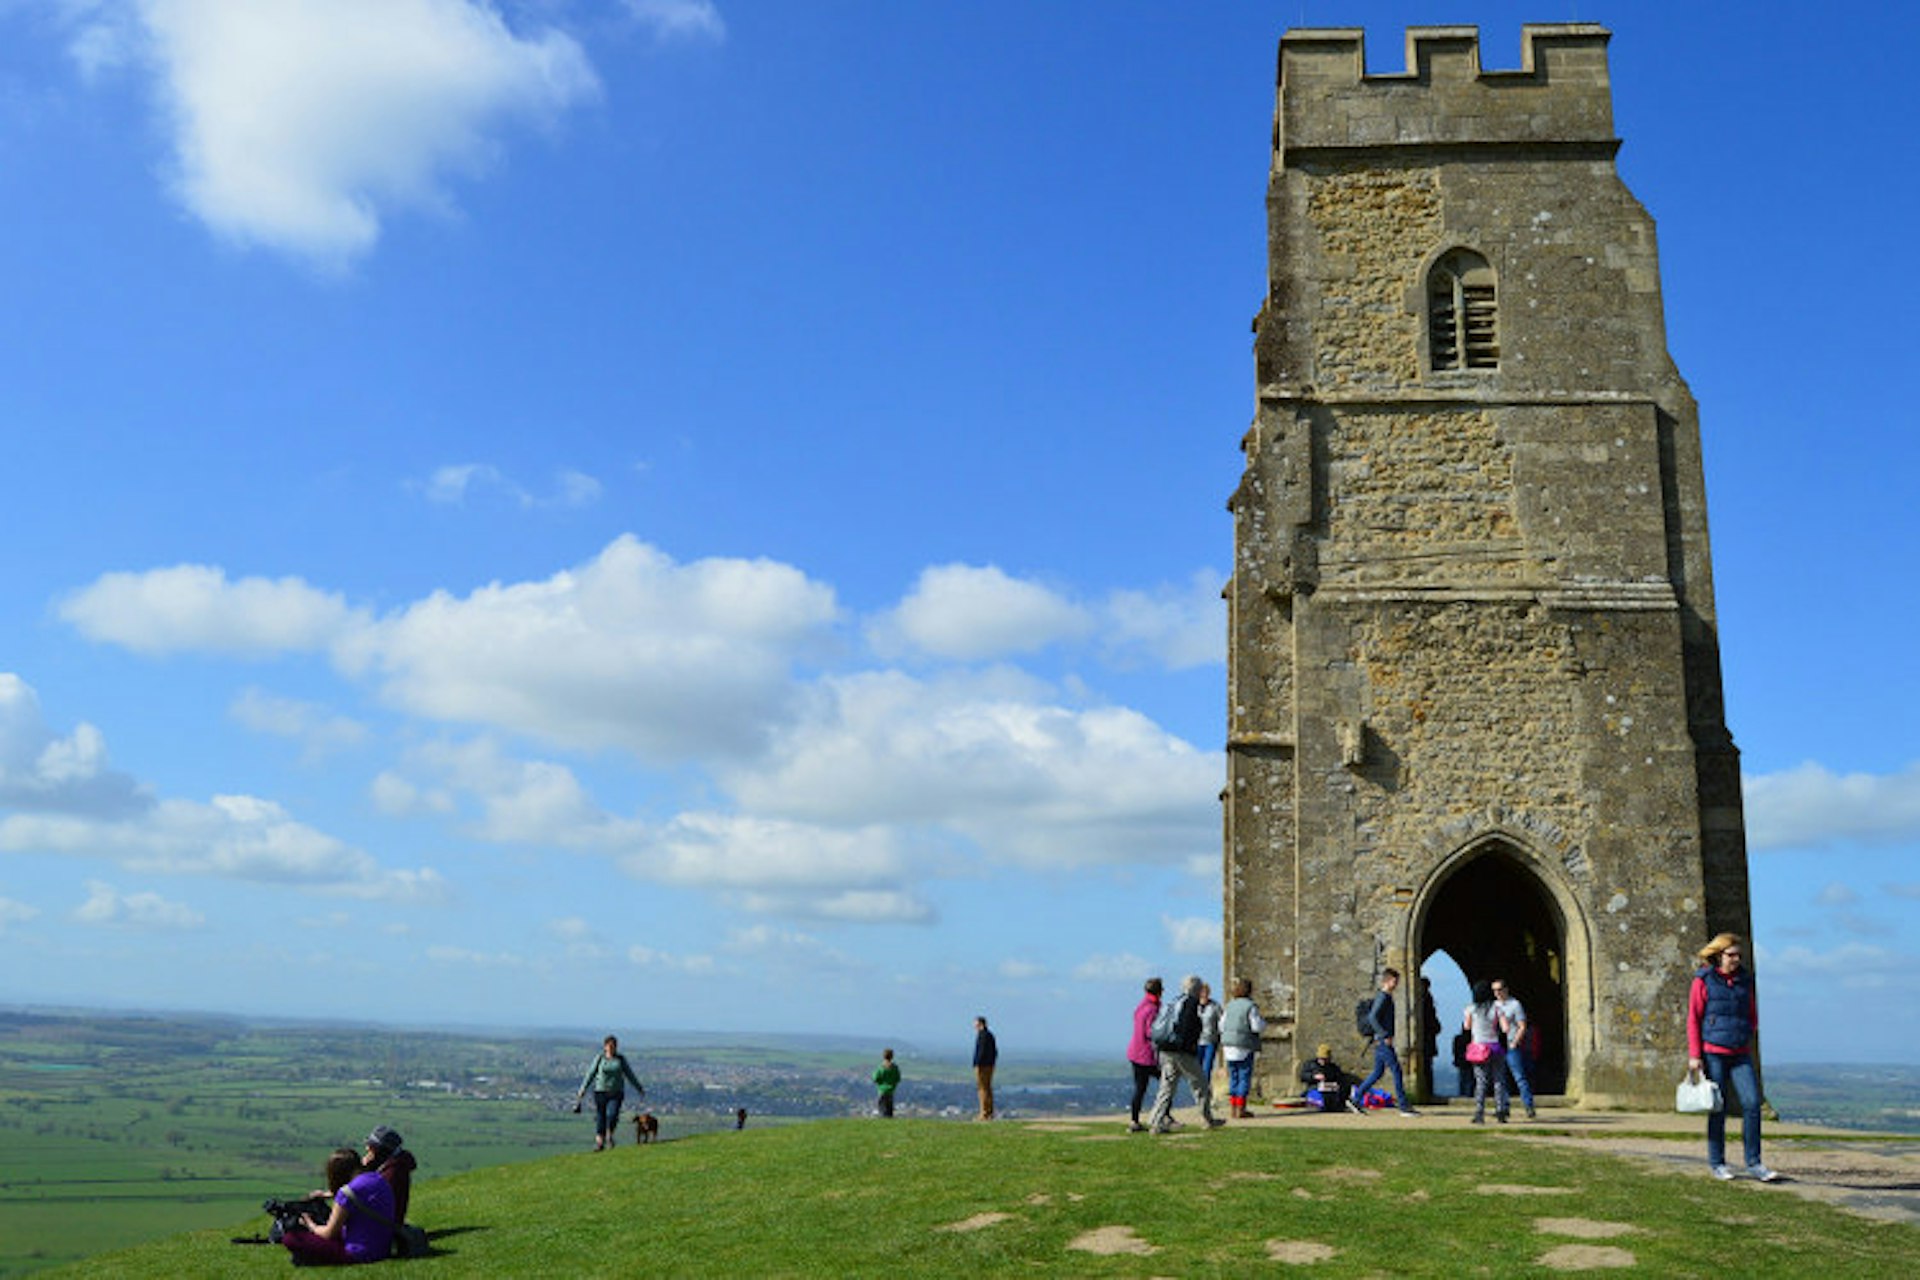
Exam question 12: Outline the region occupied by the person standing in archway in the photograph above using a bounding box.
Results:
[1463,979,1510,1124]
[1491,978,1537,1120]
[1688,933,1778,1182]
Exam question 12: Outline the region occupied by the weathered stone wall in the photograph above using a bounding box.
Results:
[1301,169,1440,391]
[1226,24,1751,1109]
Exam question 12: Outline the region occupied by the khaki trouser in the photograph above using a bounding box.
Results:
[974,1066,995,1119]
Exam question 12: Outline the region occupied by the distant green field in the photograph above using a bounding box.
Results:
[40,1116,1920,1278]
[0,1012,743,1275]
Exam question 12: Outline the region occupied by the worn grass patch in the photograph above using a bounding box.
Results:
[43,1120,1920,1277]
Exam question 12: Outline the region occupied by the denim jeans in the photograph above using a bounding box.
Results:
[1198,1043,1218,1082]
[1227,1055,1254,1100]
[1703,1052,1763,1169]
[1504,1043,1535,1109]
[1355,1041,1406,1108]
[592,1090,625,1138]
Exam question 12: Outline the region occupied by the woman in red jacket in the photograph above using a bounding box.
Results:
[1126,977,1162,1132]
[1686,933,1779,1183]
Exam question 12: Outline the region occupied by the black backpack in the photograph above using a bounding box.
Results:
[1355,995,1376,1038]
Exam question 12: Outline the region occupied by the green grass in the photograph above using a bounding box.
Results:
[39,1119,1920,1278]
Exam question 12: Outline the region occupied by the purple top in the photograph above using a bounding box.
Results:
[1128,994,1160,1067]
[338,1170,396,1261]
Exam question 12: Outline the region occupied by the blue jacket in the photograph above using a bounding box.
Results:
[1697,965,1755,1052]
[973,1027,998,1067]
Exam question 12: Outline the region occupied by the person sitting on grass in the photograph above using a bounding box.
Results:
[362,1125,415,1225]
[281,1147,396,1265]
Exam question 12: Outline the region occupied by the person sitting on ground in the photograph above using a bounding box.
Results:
[362,1125,415,1225]
[1298,1043,1350,1111]
[282,1147,396,1265]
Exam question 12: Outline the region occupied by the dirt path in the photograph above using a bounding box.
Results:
[1517,1133,1920,1225]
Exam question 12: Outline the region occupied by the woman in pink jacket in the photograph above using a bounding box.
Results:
[1687,932,1778,1182]
[1127,977,1163,1132]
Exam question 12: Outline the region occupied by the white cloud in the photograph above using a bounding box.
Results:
[59,565,357,657]
[1100,569,1225,670]
[1885,883,1920,901]
[626,943,715,973]
[1162,913,1221,955]
[386,738,642,847]
[0,794,445,902]
[869,564,1092,662]
[1766,941,1908,991]
[0,894,40,929]
[726,670,1219,868]
[1744,761,1920,851]
[996,958,1046,980]
[339,537,837,758]
[427,945,524,968]
[1814,883,1859,907]
[65,2,141,80]
[73,878,204,930]
[424,462,502,504]
[548,915,594,941]
[623,0,725,43]
[722,923,853,971]
[735,888,934,924]
[66,538,840,761]
[229,688,368,756]
[0,673,149,818]
[553,469,603,508]
[1072,951,1155,983]
[100,0,600,263]
[420,463,602,509]
[370,770,455,818]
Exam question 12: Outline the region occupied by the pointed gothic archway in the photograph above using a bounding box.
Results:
[1408,837,1590,1099]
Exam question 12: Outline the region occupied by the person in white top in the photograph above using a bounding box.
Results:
[1218,978,1266,1120]
[1490,978,1536,1120]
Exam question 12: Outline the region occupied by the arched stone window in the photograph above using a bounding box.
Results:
[1428,249,1499,371]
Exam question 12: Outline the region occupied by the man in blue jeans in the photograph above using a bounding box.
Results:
[1491,978,1537,1120]
[1349,968,1419,1116]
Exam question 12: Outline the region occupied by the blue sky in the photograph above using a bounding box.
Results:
[1,1,1915,1066]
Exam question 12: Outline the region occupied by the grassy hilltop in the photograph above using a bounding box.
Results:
[45,1117,1920,1278]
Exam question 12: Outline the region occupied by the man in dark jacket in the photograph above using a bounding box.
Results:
[1350,968,1419,1116]
[972,1017,998,1120]
[1299,1043,1351,1111]
[1147,975,1223,1133]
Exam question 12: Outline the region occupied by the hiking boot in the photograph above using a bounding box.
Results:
[1470,1113,1485,1125]
[1207,1117,1227,1129]
[1524,1105,1537,1120]
[1346,1097,1367,1115]
[1128,1122,1146,1133]
[1711,1164,1736,1181]
[1750,1163,1781,1183]
[1495,1111,1509,1124]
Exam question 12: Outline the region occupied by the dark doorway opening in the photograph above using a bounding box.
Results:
[1418,844,1567,1095]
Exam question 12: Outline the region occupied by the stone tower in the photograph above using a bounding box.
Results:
[1224,25,1752,1108]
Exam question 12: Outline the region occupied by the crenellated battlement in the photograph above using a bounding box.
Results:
[1276,25,1613,159]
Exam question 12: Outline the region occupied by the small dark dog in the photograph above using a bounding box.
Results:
[630,1111,659,1144]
